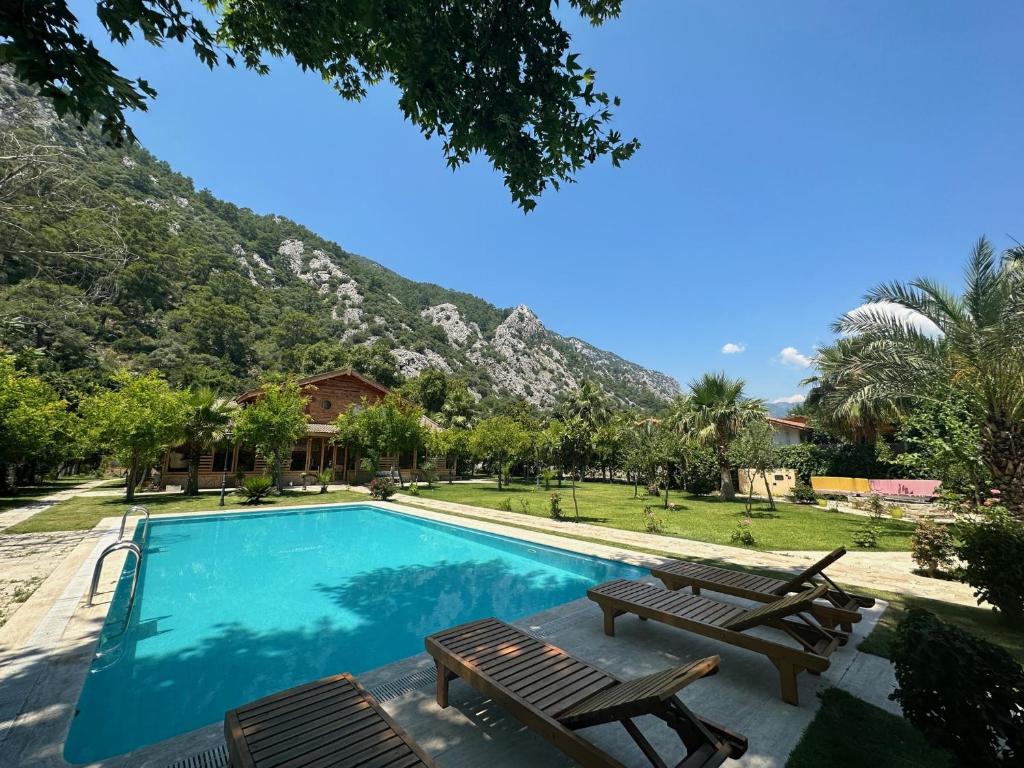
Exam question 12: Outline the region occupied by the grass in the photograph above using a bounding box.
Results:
[413,479,914,551]
[4,487,368,533]
[857,587,1024,664]
[0,476,99,512]
[786,688,953,767]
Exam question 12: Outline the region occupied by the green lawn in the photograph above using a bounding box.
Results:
[786,688,952,768]
[4,488,368,533]
[0,476,100,512]
[412,480,914,551]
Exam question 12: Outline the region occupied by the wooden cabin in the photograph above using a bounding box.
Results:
[160,368,444,489]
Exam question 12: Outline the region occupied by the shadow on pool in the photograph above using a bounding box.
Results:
[65,559,598,762]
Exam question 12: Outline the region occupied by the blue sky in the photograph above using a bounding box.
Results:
[72,1,1023,404]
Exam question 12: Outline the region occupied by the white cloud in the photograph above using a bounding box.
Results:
[844,301,942,338]
[778,346,813,368]
[771,393,807,405]
[721,342,746,355]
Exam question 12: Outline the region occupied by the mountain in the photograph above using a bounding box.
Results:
[0,70,679,410]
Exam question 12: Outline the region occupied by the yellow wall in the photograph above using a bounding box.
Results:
[738,468,798,498]
[811,476,872,494]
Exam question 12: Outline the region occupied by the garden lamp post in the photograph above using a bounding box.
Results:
[218,428,234,507]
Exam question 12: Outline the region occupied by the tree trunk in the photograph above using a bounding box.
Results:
[981,419,1024,520]
[763,470,776,510]
[496,454,503,490]
[717,432,736,500]
[571,472,579,522]
[186,445,201,496]
[125,456,139,502]
[275,455,285,492]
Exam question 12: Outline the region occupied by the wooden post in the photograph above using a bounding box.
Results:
[435,663,450,708]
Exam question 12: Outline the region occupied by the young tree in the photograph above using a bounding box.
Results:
[670,375,767,500]
[4,1,638,211]
[469,416,530,490]
[427,427,470,483]
[179,386,235,496]
[0,356,75,489]
[728,419,778,512]
[810,239,1024,518]
[232,378,309,492]
[559,415,591,522]
[80,370,185,501]
[334,393,426,485]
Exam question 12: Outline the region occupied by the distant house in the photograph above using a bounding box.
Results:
[161,368,442,489]
[767,416,812,446]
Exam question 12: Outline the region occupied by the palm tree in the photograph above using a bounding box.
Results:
[180,387,235,496]
[809,238,1024,518]
[562,379,612,427]
[670,373,767,500]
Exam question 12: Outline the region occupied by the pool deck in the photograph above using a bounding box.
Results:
[0,499,899,768]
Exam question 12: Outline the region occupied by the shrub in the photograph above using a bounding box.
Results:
[236,475,274,504]
[549,493,562,520]
[730,518,756,546]
[368,477,397,500]
[911,520,955,577]
[419,461,437,488]
[316,469,332,493]
[888,505,904,519]
[789,481,817,505]
[866,493,886,519]
[890,609,1023,766]
[957,508,1024,624]
[518,499,530,514]
[497,496,513,512]
[407,481,420,496]
[681,446,719,495]
[540,467,556,490]
[642,505,665,534]
[852,524,880,548]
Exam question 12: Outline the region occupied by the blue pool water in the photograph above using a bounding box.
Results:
[64,504,643,762]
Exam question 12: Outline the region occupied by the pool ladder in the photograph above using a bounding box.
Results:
[86,506,149,622]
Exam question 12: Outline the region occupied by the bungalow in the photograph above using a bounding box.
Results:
[767,416,812,446]
[161,368,443,489]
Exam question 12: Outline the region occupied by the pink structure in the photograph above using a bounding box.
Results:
[868,479,941,499]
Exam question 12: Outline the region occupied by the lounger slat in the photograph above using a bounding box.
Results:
[224,674,435,768]
[723,585,827,631]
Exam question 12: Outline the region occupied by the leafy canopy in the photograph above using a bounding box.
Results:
[334,392,426,461]
[0,0,639,210]
[232,378,310,481]
[0,355,75,470]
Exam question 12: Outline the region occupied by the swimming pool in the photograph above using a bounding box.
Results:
[65,503,644,762]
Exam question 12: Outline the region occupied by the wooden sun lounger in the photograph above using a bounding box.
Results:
[588,580,844,705]
[224,672,436,768]
[425,617,748,768]
[652,548,875,632]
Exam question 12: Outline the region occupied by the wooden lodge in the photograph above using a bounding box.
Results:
[160,368,443,489]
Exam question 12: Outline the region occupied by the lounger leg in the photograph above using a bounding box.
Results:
[602,606,617,636]
[435,662,451,708]
[771,660,800,706]
[621,718,667,768]
[692,586,701,596]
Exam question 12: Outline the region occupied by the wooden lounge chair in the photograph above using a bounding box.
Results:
[224,672,436,768]
[652,548,875,632]
[588,580,844,705]
[425,617,748,768]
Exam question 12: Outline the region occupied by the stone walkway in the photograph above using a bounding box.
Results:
[393,492,979,607]
[0,480,108,632]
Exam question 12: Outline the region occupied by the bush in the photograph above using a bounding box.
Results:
[540,467,556,490]
[407,481,420,496]
[957,508,1024,624]
[730,518,756,546]
[368,477,397,500]
[316,469,332,493]
[853,524,880,548]
[911,519,955,577]
[891,609,1023,766]
[866,493,886,519]
[236,475,274,504]
[642,505,665,534]
[789,481,818,504]
[681,446,718,495]
[889,505,904,519]
[549,493,562,520]
[497,496,513,512]
[518,499,530,514]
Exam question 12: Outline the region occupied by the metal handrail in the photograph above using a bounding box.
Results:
[86,541,142,626]
[118,505,150,541]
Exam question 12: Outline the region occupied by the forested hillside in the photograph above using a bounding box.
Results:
[0,70,678,409]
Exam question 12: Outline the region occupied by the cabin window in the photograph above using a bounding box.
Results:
[774,474,785,481]
[236,448,256,473]
[290,440,308,472]
[212,447,233,472]
[166,447,188,472]
[321,399,332,411]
